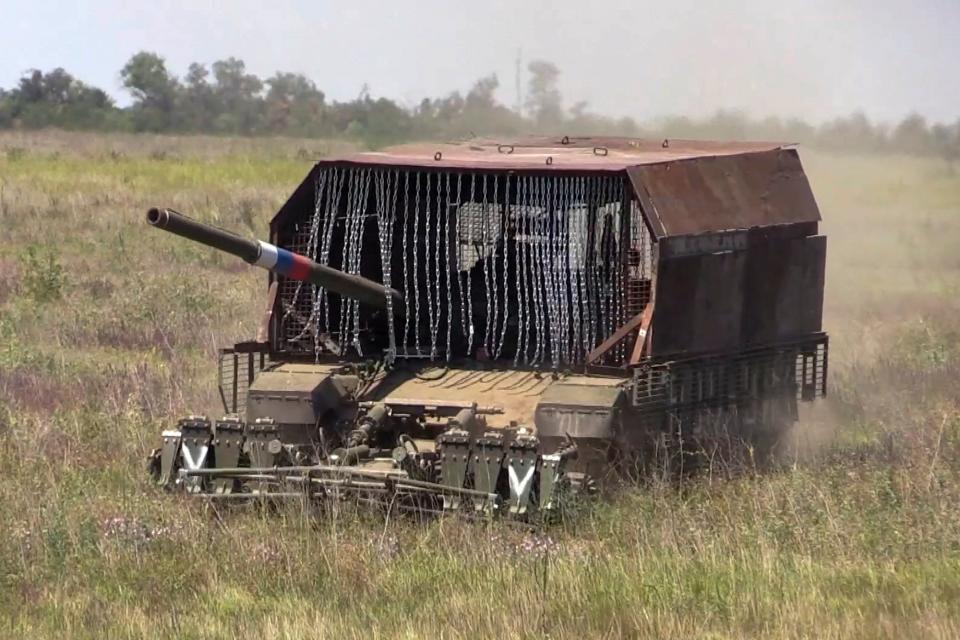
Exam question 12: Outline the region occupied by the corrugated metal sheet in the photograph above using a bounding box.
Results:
[318,137,786,174]
[626,148,820,238]
[310,138,820,237]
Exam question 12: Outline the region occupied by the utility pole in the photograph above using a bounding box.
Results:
[514,48,523,116]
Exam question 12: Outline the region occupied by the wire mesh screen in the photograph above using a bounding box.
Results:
[218,348,271,415]
[631,333,828,428]
[274,166,654,367]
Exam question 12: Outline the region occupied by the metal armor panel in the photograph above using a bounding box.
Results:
[650,232,826,357]
[535,378,625,440]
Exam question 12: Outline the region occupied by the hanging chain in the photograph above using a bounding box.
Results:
[412,172,422,355]
[376,169,398,364]
[317,167,343,335]
[455,173,469,359]
[513,176,526,365]
[423,172,436,358]
[431,172,443,359]
[556,177,568,365]
[574,176,588,361]
[561,177,576,363]
[284,167,327,352]
[559,175,569,364]
[480,175,494,356]
[466,175,476,354]
[545,175,559,366]
[589,176,603,356]
[284,169,326,342]
[351,170,372,355]
[337,170,359,352]
[597,177,611,353]
[276,168,643,368]
[532,176,547,365]
[546,176,560,368]
[335,169,371,356]
[444,173,454,362]
[614,177,627,363]
[524,176,541,365]
[493,175,501,357]
[401,171,412,354]
[494,174,510,359]
[570,176,583,362]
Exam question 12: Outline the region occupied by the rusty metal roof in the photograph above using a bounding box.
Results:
[322,136,789,172]
[307,136,821,237]
[627,148,821,238]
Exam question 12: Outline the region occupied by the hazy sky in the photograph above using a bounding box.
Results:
[2,0,958,124]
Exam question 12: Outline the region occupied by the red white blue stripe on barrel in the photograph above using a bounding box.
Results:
[254,240,312,281]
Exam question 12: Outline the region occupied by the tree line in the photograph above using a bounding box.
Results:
[0,51,957,161]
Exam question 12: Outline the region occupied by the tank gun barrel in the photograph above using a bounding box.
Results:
[146,208,402,311]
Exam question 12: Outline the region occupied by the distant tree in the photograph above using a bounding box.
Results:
[210,58,264,133]
[179,63,217,131]
[565,99,642,136]
[525,60,563,129]
[465,75,498,111]
[4,52,957,160]
[16,70,46,103]
[568,100,588,120]
[706,109,749,140]
[121,52,179,131]
[1,67,116,129]
[415,97,435,119]
[782,118,817,144]
[929,120,960,166]
[567,100,609,134]
[817,111,886,152]
[891,113,932,155]
[264,72,325,134]
[40,68,76,105]
[454,75,524,136]
[950,120,960,165]
[435,91,465,123]
[349,95,413,147]
[0,88,10,127]
[616,116,641,136]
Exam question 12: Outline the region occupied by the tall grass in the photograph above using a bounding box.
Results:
[0,132,958,639]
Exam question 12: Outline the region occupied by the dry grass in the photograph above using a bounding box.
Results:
[0,131,959,639]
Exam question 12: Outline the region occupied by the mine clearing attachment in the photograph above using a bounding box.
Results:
[149,410,590,521]
[146,136,828,521]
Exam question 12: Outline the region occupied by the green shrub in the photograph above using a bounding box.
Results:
[20,245,66,303]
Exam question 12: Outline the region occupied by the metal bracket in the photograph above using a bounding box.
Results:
[506,432,540,516]
[212,417,245,494]
[437,428,471,510]
[538,453,565,512]
[587,304,650,365]
[178,416,212,494]
[245,418,279,493]
[469,432,505,513]
[158,429,182,487]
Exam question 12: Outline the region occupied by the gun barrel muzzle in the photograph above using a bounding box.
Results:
[147,208,402,311]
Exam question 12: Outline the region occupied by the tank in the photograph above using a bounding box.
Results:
[147,136,829,519]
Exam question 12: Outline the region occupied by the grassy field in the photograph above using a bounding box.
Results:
[0,130,959,639]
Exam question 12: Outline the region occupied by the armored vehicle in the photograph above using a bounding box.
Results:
[148,136,828,518]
